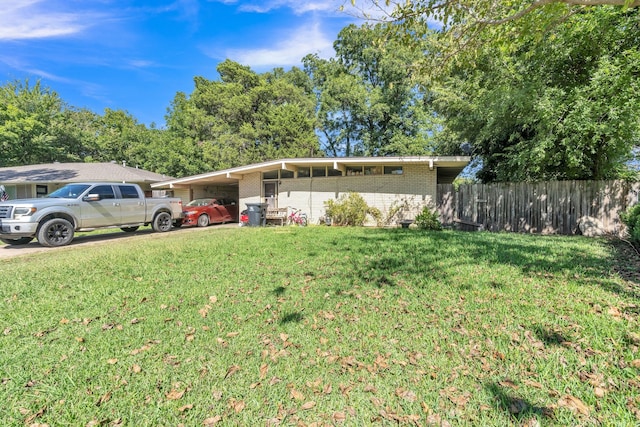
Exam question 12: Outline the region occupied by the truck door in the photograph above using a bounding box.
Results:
[117,185,146,225]
[81,184,121,227]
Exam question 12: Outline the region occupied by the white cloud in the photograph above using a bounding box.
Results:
[0,0,104,40]
[209,0,345,16]
[216,21,334,68]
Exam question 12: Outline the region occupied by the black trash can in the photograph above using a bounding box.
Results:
[246,203,268,226]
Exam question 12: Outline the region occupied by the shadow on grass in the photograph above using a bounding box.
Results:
[280,311,304,324]
[486,383,554,421]
[325,228,640,299]
[273,286,287,296]
[531,325,571,347]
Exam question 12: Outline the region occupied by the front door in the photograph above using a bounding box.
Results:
[81,184,120,227]
[264,182,277,209]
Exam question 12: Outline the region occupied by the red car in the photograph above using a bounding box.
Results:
[182,198,238,227]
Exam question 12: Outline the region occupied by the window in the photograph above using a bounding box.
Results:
[92,185,115,199]
[36,185,48,197]
[364,166,381,176]
[263,170,278,180]
[281,170,294,179]
[297,167,310,178]
[312,167,327,177]
[384,166,403,175]
[346,166,364,176]
[327,168,342,177]
[118,185,140,199]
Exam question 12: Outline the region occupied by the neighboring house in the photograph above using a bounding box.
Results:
[151,156,470,224]
[0,162,174,199]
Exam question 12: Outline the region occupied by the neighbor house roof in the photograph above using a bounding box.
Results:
[151,156,471,188]
[0,162,173,184]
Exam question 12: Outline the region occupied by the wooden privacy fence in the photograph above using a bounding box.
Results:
[436,180,640,236]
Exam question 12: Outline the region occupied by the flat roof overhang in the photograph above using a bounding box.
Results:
[151,156,471,188]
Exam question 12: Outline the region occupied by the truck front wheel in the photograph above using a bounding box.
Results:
[152,212,172,232]
[1,237,34,245]
[38,218,75,247]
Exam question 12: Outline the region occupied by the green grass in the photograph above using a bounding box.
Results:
[1,227,639,426]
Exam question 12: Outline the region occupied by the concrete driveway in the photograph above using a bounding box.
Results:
[0,223,239,260]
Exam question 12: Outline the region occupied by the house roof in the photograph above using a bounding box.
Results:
[151,156,471,188]
[0,162,173,184]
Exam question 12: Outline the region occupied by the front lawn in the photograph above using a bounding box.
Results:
[1,227,638,425]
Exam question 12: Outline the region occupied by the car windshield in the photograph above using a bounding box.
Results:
[48,184,91,198]
[186,199,214,207]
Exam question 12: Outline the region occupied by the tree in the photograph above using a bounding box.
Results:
[303,23,448,157]
[346,1,640,71]
[165,60,320,171]
[0,80,63,166]
[434,7,640,181]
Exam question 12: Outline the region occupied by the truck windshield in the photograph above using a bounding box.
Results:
[48,184,91,198]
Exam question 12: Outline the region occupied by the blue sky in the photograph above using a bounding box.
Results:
[0,0,384,127]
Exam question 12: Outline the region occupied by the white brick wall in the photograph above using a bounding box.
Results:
[238,165,438,225]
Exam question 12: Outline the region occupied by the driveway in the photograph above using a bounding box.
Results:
[0,223,239,260]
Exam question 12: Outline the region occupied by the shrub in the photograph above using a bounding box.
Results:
[325,192,381,226]
[414,206,442,231]
[620,204,640,246]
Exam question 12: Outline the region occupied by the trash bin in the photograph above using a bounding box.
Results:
[246,203,268,226]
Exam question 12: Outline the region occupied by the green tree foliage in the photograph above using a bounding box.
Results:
[0,79,184,175]
[166,60,320,171]
[434,7,640,181]
[304,23,448,157]
[348,1,640,71]
[0,80,66,166]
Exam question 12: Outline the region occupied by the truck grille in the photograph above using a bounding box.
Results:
[0,206,12,219]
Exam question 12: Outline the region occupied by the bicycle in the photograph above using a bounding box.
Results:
[287,207,308,226]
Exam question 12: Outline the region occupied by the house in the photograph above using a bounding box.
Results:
[151,156,470,225]
[0,162,174,199]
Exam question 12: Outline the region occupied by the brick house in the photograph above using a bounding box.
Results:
[152,156,470,225]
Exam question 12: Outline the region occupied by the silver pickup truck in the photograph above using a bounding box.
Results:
[0,182,183,247]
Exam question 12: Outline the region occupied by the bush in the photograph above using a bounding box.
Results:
[325,192,381,226]
[620,204,640,246]
[414,206,442,231]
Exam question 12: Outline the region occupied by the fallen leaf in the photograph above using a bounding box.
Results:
[396,387,417,402]
[499,379,519,389]
[608,306,622,319]
[290,388,305,401]
[178,404,193,412]
[224,365,241,379]
[95,391,111,406]
[203,415,222,426]
[24,406,46,424]
[229,399,245,413]
[301,401,316,410]
[166,389,185,400]
[631,360,640,368]
[524,379,544,389]
[209,295,218,303]
[332,412,346,423]
[259,364,268,380]
[594,387,606,398]
[558,395,590,416]
[107,358,118,365]
[132,364,142,373]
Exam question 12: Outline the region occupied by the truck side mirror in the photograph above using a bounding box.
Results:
[83,194,101,202]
